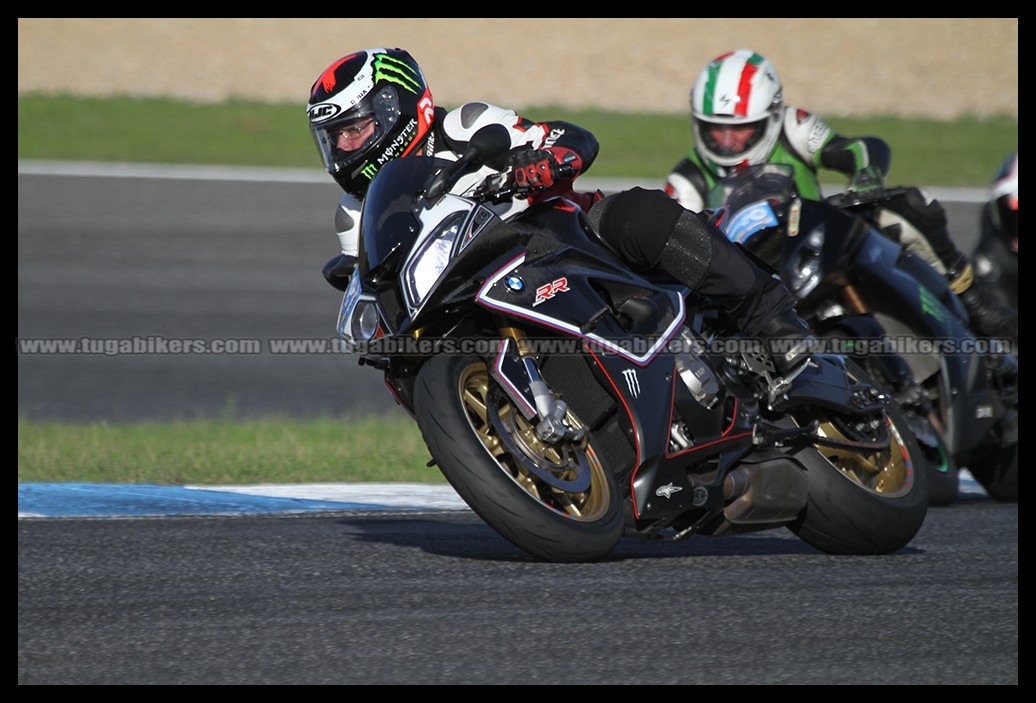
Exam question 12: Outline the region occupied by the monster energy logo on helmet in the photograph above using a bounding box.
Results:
[361,164,379,180]
[373,53,421,94]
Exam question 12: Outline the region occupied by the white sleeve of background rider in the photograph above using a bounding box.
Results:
[782,106,833,164]
[334,193,362,257]
[665,172,706,212]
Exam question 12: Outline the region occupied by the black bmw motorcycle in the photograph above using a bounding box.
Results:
[333,126,929,562]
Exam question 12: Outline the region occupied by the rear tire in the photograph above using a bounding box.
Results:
[413,353,624,563]
[788,359,930,555]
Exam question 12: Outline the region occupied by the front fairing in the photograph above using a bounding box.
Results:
[475,249,688,366]
[350,153,517,338]
[708,164,806,276]
[357,155,448,278]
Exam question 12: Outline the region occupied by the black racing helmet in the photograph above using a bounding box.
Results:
[307,48,435,197]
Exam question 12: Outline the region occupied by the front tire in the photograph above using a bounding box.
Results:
[413,353,624,563]
[827,334,959,506]
[788,359,930,555]
[967,443,1018,502]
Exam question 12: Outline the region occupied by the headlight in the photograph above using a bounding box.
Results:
[337,274,381,351]
[403,211,464,310]
[351,300,381,341]
[789,225,824,298]
[337,273,362,340]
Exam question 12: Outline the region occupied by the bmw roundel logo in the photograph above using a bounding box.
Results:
[505,275,525,292]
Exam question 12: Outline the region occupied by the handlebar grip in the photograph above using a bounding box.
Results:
[828,184,915,209]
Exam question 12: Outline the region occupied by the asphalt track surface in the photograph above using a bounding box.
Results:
[18,166,1017,685]
[18,499,1018,685]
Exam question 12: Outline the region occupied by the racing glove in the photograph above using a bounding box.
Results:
[505,147,576,196]
[848,165,885,193]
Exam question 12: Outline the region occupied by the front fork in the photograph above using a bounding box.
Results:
[489,324,585,444]
[836,282,943,435]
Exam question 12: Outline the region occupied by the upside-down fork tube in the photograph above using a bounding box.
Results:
[488,325,578,444]
[840,282,868,315]
[488,329,538,420]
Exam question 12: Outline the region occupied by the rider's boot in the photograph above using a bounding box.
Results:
[652,206,818,377]
[759,308,819,376]
[946,255,1018,344]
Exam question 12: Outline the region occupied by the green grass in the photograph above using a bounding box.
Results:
[18,94,1017,187]
[17,94,1018,485]
[18,416,444,485]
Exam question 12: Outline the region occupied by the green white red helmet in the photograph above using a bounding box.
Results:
[691,49,784,168]
[307,48,435,197]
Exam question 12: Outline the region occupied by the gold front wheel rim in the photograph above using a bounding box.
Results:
[457,362,613,521]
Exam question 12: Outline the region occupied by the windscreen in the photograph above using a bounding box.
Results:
[358,156,453,277]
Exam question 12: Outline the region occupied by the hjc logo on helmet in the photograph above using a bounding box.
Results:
[307,103,341,123]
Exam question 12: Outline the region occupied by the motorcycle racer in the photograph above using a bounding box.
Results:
[665,48,1017,344]
[972,151,1018,310]
[308,48,816,376]
[309,48,600,281]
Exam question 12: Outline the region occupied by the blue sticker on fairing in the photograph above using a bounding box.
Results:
[724,201,779,244]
